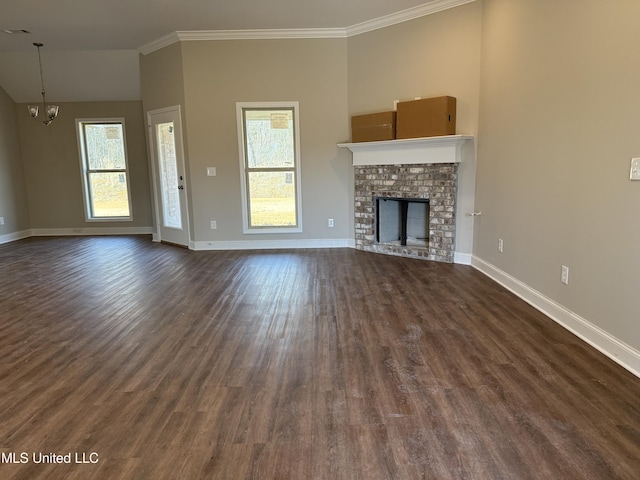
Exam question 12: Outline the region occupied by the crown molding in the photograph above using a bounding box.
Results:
[138,0,477,55]
[138,28,345,54]
[138,31,181,55]
[346,0,477,36]
[176,28,347,42]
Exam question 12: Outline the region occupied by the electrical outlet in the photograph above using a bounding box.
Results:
[210,220,217,230]
[498,238,504,253]
[0,216,4,226]
[207,167,217,177]
[561,265,569,285]
[328,218,334,228]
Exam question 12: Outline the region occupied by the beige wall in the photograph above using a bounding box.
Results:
[140,44,186,114]
[0,87,30,237]
[17,101,153,231]
[140,43,189,232]
[475,0,640,351]
[346,2,483,257]
[179,38,350,243]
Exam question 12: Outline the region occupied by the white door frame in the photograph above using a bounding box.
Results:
[147,105,191,247]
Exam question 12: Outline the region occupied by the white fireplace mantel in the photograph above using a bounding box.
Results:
[337,135,473,166]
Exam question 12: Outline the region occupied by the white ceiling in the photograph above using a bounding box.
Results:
[0,0,470,103]
[0,0,445,52]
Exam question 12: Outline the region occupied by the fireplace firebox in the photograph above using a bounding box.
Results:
[376,197,430,248]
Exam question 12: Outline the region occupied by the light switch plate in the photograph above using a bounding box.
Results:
[631,158,640,180]
[207,167,217,177]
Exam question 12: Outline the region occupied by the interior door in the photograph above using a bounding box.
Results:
[147,106,190,247]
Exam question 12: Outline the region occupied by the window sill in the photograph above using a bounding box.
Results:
[85,217,133,223]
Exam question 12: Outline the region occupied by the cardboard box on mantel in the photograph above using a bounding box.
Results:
[351,111,396,143]
[396,96,456,139]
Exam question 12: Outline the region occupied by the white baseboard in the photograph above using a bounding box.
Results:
[0,229,32,245]
[454,251,472,265]
[30,227,154,237]
[192,238,351,251]
[471,255,640,378]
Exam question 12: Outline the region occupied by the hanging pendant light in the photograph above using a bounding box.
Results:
[27,42,59,126]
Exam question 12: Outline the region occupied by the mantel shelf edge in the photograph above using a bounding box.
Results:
[338,134,473,166]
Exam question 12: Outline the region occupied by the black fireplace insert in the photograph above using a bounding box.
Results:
[375,197,430,247]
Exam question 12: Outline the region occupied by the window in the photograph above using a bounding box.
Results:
[236,102,302,233]
[76,119,132,221]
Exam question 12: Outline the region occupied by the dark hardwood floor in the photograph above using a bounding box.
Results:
[0,236,638,479]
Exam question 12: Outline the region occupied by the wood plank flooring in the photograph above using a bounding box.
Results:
[0,236,639,479]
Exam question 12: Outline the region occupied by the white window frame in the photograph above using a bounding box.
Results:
[76,118,133,222]
[236,101,303,234]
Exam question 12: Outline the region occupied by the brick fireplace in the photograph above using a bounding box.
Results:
[339,135,472,263]
[355,163,457,262]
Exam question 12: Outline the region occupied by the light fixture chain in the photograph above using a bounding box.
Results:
[36,43,47,98]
